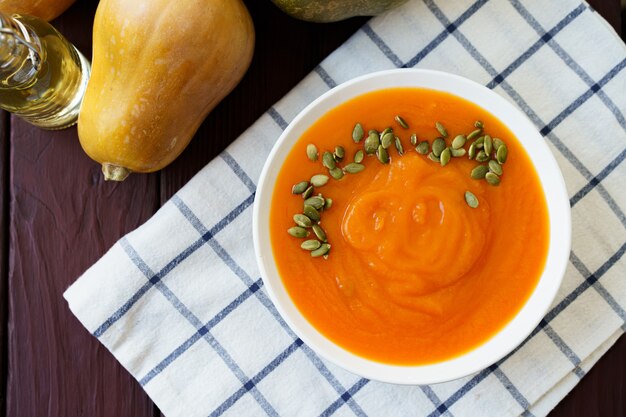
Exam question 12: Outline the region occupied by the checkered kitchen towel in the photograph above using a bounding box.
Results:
[64,1,626,416]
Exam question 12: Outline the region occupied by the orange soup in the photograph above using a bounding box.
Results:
[269,88,549,365]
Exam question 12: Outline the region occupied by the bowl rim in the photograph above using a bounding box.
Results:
[252,68,571,385]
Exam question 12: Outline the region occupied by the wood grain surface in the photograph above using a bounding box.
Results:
[0,1,623,416]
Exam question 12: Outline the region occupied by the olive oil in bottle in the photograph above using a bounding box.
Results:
[0,12,90,129]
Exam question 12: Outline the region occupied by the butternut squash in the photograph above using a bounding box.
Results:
[271,0,409,23]
[0,0,75,21]
[78,0,255,180]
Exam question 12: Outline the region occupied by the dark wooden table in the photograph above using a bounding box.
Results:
[1,1,624,416]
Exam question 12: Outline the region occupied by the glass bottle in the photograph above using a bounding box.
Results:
[0,12,90,129]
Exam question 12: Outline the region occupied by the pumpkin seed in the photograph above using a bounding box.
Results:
[432,138,446,157]
[427,152,440,162]
[312,224,327,242]
[395,115,409,129]
[303,204,320,222]
[451,148,466,157]
[334,146,345,161]
[452,134,466,149]
[364,131,380,154]
[302,185,314,199]
[352,123,364,143]
[311,243,331,257]
[468,143,477,159]
[493,138,504,150]
[293,213,312,227]
[410,133,418,146]
[440,147,451,167]
[467,128,482,140]
[381,132,394,149]
[304,196,324,210]
[288,226,309,238]
[484,135,493,156]
[354,149,364,164]
[489,160,503,175]
[322,151,335,169]
[485,172,501,186]
[377,145,389,164]
[471,164,489,179]
[291,181,309,194]
[344,162,365,174]
[464,191,479,208]
[476,150,489,162]
[368,129,378,135]
[497,144,508,164]
[475,120,484,129]
[310,174,329,187]
[301,239,321,251]
[329,166,344,180]
[395,136,404,155]
[475,136,484,148]
[324,198,333,210]
[416,141,430,155]
[306,144,318,161]
[435,121,448,138]
[381,127,392,137]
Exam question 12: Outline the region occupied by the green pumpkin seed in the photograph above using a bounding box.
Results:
[475,136,484,148]
[324,198,333,210]
[306,144,318,161]
[310,174,329,187]
[293,213,312,227]
[451,148,466,157]
[395,136,404,155]
[364,131,380,154]
[485,172,501,186]
[381,132,394,149]
[381,127,393,137]
[484,135,493,156]
[467,129,482,140]
[471,164,489,179]
[410,133,418,146]
[493,138,504,150]
[288,226,309,238]
[291,181,309,194]
[354,149,364,163]
[304,196,324,210]
[468,143,477,159]
[302,185,314,199]
[322,151,336,169]
[416,141,430,154]
[440,147,451,167]
[303,204,320,222]
[334,146,345,161]
[435,121,448,138]
[475,120,484,129]
[329,166,344,180]
[427,152,440,162]
[344,162,365,174]
[452,135,467,149]
[497,144,508,164]
[312,224,327,242]
[311,243,331,257]
[352,123,364,143]
[489,159,503,175]
[432,138,446,157]
[476,150,489,162]
[301,239,321,251]
[377,145,389,164]
[395,115,409,129]
[368,129,378,135]
[464,191,479,208]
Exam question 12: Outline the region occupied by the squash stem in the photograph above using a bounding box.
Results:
[102,163,132,181]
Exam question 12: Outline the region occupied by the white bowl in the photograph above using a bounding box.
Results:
[252,69,571,384]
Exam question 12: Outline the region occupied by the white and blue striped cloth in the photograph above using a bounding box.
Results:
[65,1,626,416]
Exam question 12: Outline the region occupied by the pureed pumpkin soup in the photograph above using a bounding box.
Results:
[269,87,549,365]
